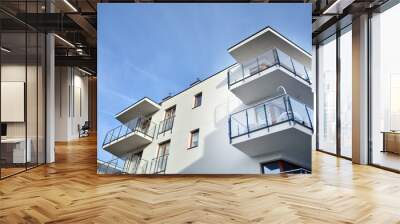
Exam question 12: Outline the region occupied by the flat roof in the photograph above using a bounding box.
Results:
[227,26,311,58]
[115,97,161,123]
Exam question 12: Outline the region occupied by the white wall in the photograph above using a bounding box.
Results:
[110,29,314,174]
[121,66,312,174]
[55,67,89,141]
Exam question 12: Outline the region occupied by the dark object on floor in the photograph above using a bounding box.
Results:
[79,121,90,138]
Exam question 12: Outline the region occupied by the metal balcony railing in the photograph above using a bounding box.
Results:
[124,158,148,174]
[280,168,311,174]
[98,157,149,175]
[228,48,311,86]
[158,116,175,136]
[229,94,313,140]
[148,154,169,174]
[97,158,123,174]
[102,116,157,147]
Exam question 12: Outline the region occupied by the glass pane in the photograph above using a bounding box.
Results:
[261,161,281,174]
[228,65,243,85]
[247,104,267,131]
[257,50,276,72]
[191,131,199,147]
[38,33,45,164]
[243,59,259,78]
[230,111,248,138]
[340,27,352,158]
[276,49,295,73]
[27,31,38,169]
[265,97,288,125]
[292,58,309,82]
[289,97,312,129]
[371,4,400,171]
[1,31,27,178]
[318,35,337,154]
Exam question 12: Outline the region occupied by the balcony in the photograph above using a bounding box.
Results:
[229,94,313,157]
[228,48,313,106]
[157,116,175,137]
[115,97,160,123]
[97,158,123,174]
[148,154,169,174]
[102,117,156,157]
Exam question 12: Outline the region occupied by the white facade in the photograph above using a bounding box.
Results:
[101,27,313,174]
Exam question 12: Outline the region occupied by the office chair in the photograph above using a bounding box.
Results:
[79,121,90,138]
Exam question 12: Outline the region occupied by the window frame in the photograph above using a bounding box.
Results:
[157,140,170,157]
[193,92,202,109]
[188,129,200,149]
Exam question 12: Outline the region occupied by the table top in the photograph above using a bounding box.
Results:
[1,138,29,143]
[381,131,400,134]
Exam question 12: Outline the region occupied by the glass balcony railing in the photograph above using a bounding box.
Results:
[228,48,311,86]
[158,116,175,135]
[149,154,169,174]
[229,94,313,139]
[102,116,157,146]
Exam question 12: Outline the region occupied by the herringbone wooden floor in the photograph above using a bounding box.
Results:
[1,135,400,224]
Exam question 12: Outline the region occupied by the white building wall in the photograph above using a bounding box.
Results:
[123,66,311,174]
[108,28,314,174]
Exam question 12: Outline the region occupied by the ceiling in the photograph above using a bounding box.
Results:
[311,0,391,44]
[0,0,98,74]
[1,0,397,75]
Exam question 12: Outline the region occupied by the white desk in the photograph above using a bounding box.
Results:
[1,138,31,163]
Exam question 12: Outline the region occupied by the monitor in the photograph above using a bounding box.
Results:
[1,123,7,137]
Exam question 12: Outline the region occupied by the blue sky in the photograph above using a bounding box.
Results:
[98,3,311,162]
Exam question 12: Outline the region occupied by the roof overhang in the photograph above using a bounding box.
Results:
[115,97,160,124]
[228,27,312,67]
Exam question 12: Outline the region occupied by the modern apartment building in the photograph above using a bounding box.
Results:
[100,27,313,174]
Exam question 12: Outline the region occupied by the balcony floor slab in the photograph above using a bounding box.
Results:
[231,122,312,158]
[230,66,313,107]
[103,131,152,157]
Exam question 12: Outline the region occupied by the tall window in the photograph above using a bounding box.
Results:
[370,3,400,171]
[339,26,352,158]
[155,141,170,173]
[161,106,176,133]
[317,35,337,154]
[193,92,202,108]
[189,129,199,148]
[158,141,170,158]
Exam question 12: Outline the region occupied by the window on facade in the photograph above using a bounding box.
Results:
[160,106,176,133]
[155,141,170,173]
[164,106,176,119]
[189,129,199,148]
[193,92,202,108]
[158,141,170,158]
